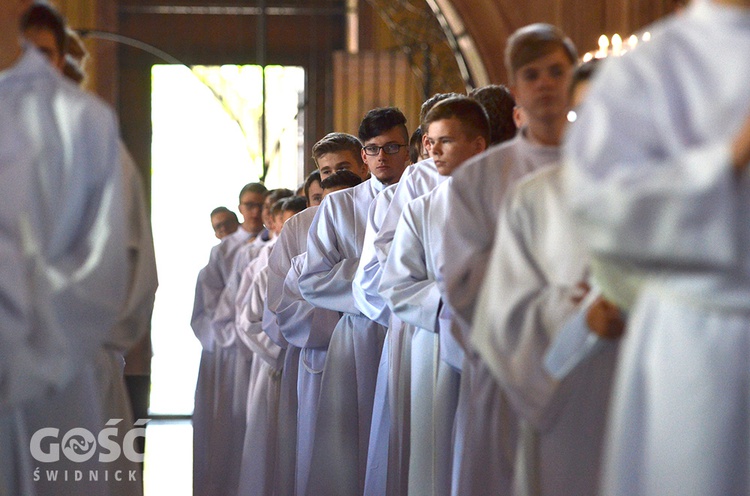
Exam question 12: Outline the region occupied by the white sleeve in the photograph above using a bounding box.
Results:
[278,254,339,349]
[238,265,284,369]
[109,147,158,353]
[298,199,360,314]
[380,200,440,331]
[440,161,496,337]
[471,191,583,429]
[353,193,392,326]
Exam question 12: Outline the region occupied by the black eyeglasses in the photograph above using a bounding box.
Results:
[363,143,407,156]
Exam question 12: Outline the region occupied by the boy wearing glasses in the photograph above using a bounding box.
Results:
[299,108,409,495]
[381,96,490,495]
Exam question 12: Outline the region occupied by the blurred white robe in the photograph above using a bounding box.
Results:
[563,3,750,494]
[0,47,129,495]
[472,166,619,496]
[441,131,560,496]
[299,178,387,495]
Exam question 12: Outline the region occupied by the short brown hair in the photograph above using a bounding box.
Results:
[311,133,363,167]
[423,96,490,145]
[505,23,577,81]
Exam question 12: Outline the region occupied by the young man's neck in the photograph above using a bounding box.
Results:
[525,118,566,147]
[241,223,263,235]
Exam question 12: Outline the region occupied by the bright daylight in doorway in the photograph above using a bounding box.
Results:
[149,64,305,415]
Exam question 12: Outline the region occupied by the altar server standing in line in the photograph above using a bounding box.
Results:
[441,24,577,495]
[381,96,490,496]
[358,93,458,496]
[299,108,409,495]
[235,197,306,496]
[191,182,268,496]
[271,138,369,496]
[20,4,158,495]
[0,1,129,493]
[471,59,627,496]
[564,2,750,494]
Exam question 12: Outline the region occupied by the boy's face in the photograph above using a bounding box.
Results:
[306,180,323,207]
[316,150,368,180]
[211,211,239,239]
[238,191,265,233]
[511,47,574,126]
[361,126,409,186]
[272,212,284,235]
[262,196,275,230]
[426,117,486,176]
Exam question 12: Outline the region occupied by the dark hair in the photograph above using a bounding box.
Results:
[270,198,287,216]
[505,23,577,80]
[420,93,462,130]
[266,188,294,205]
[281,196,308,215]
[303,170,321,204]
[210,206,238,223]
[409,128,424,164]
[569,58,602,98]
[238,182,268,202]
[423,96,491,145]
[311,133,363,167]
[320,169,363,191]
[21,2,67,56]
[358,107,409,144]
[468,85,517,145]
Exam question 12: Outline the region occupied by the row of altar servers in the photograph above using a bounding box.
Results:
[187,30,611,496]
[190,6,750,495]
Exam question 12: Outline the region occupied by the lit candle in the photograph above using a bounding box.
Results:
[597,35,609,58]
[611,33,622,56]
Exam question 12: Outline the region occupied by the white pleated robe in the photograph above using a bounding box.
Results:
[380,181,460,496]
[363,158,446,496]
[272,208,340,496]
[354,184,396,496]
[298,178,387,495]
[471,166,619,496]
[237,255,285,496]
[191,227,266,496]
[563,3,750,495]
[264,207,317,496]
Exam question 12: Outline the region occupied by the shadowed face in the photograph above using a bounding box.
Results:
[511,47,573,126]
[238,191,265,233]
